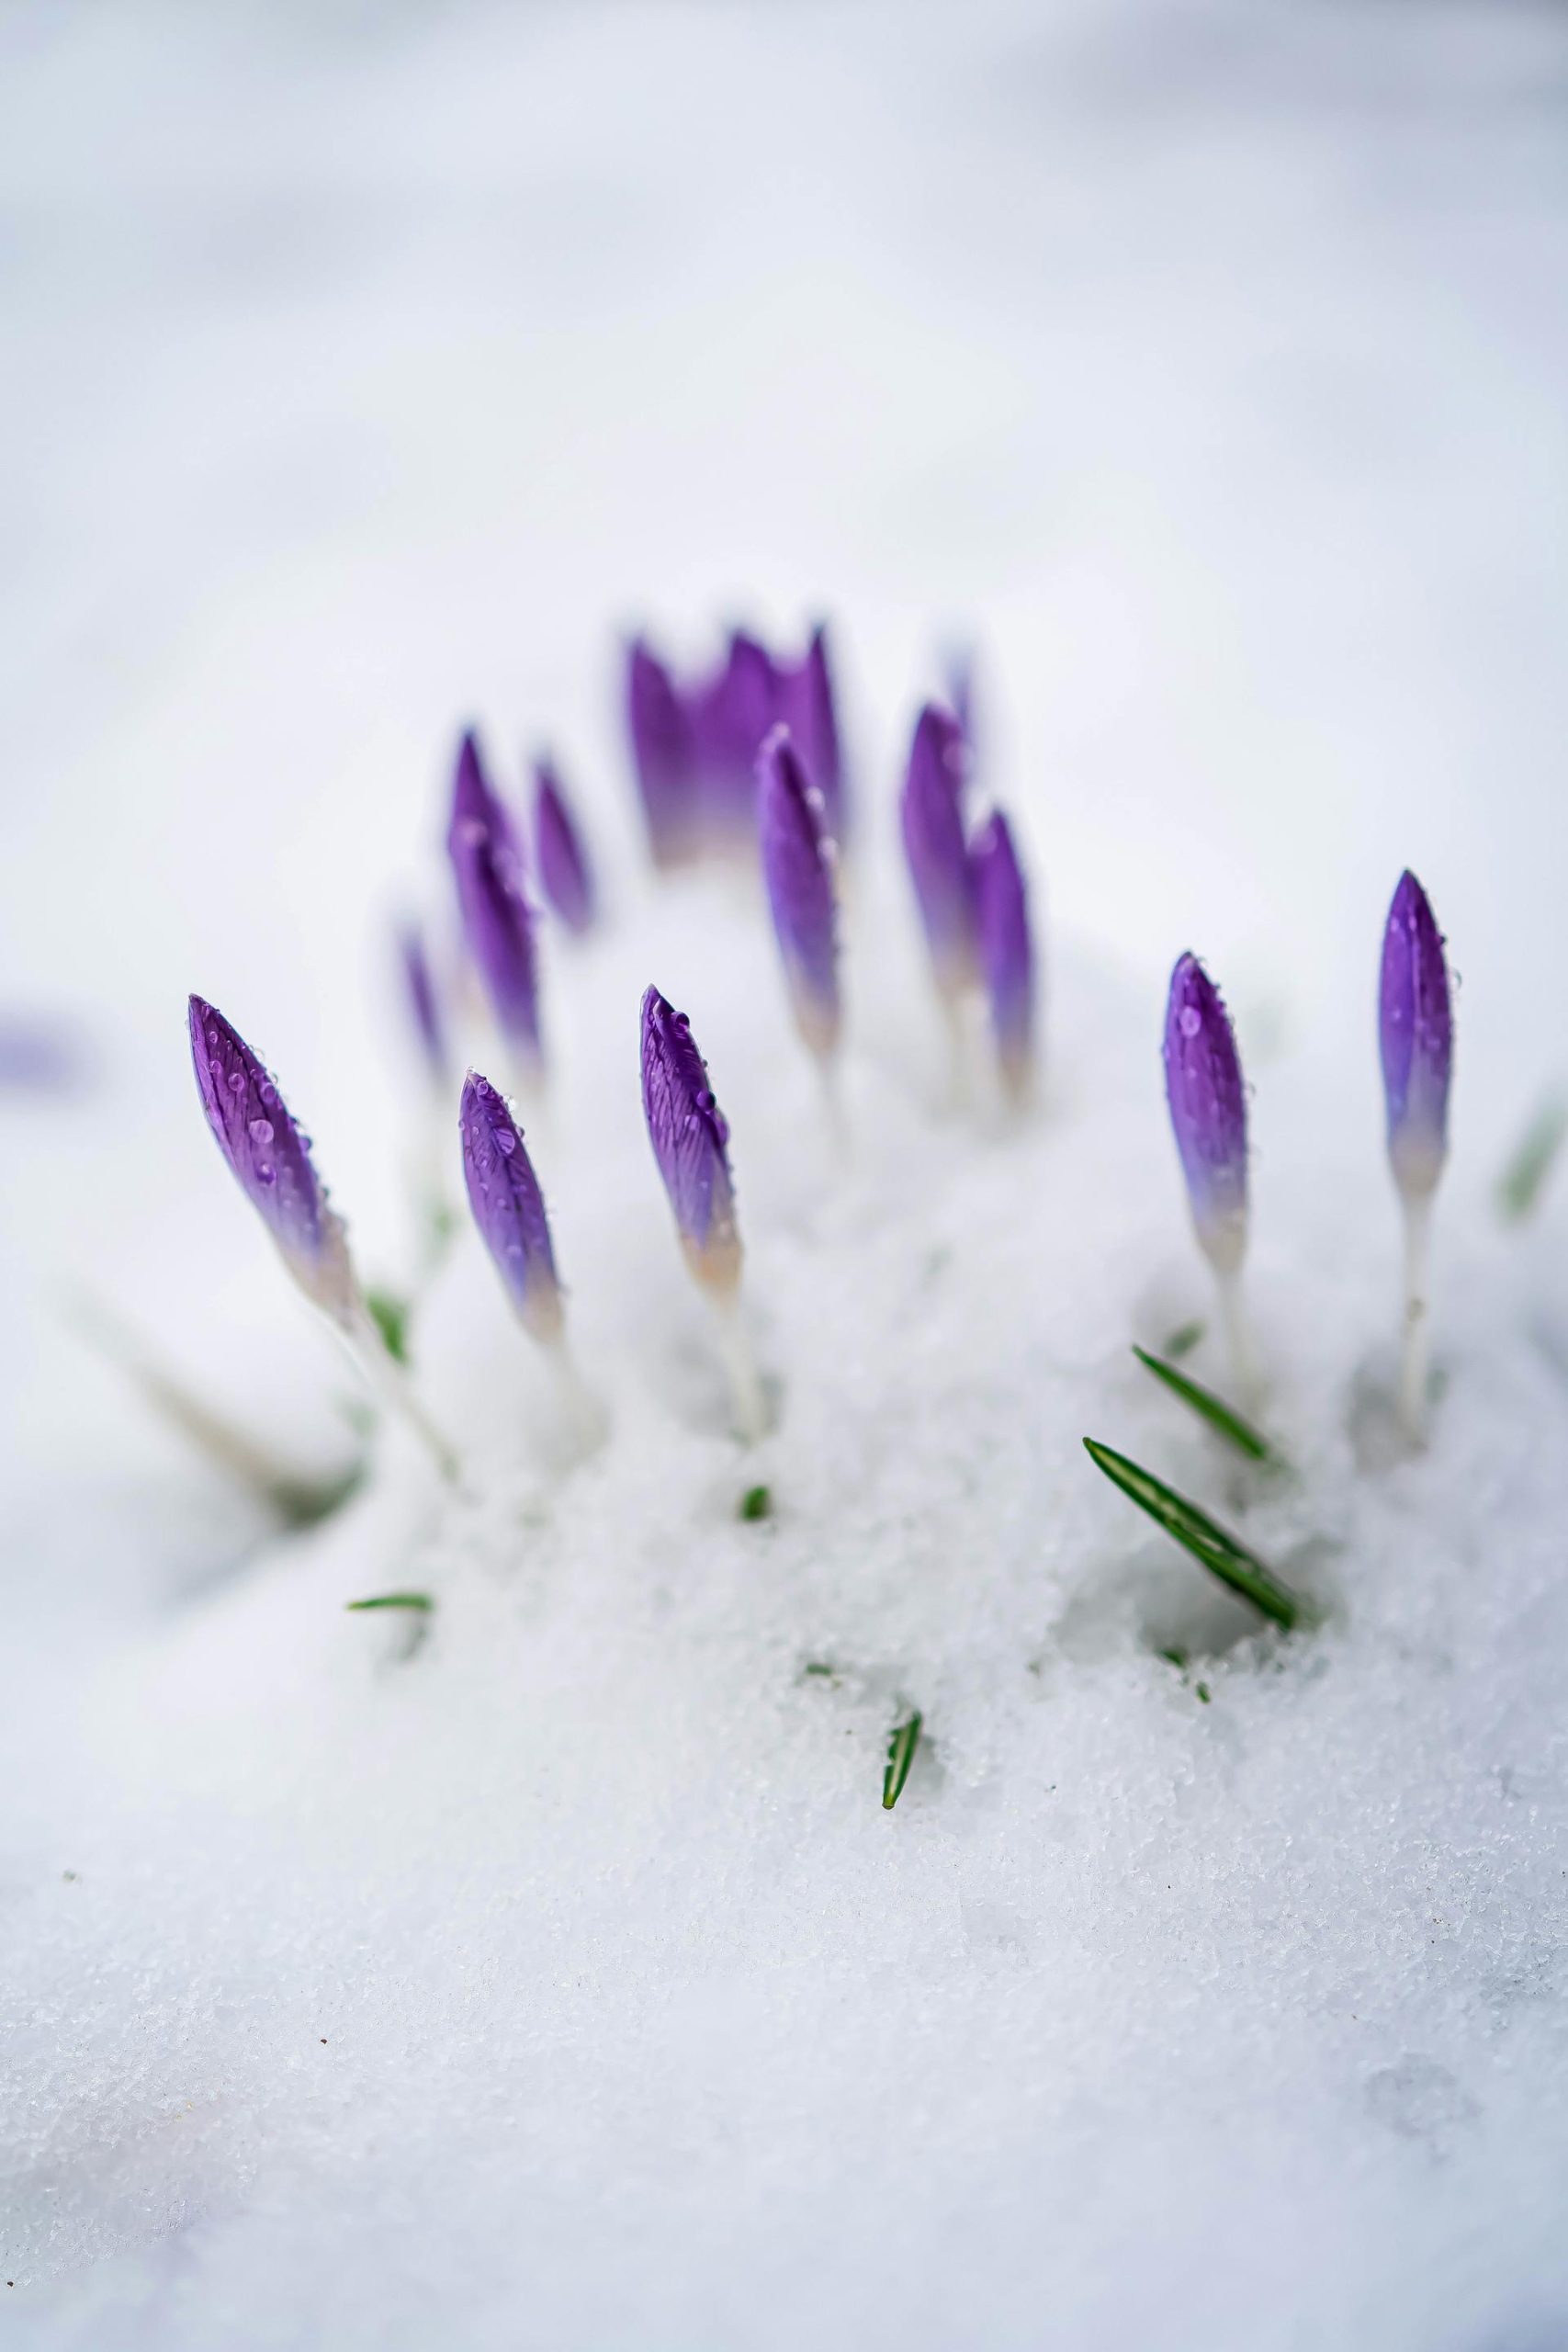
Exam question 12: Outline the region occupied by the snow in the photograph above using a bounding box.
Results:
[4,2,1568,2345]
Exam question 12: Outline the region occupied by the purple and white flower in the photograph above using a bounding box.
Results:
[534,757,596,935]
[640,985,740,1292]
[1379,869,1453,1203]
[459,1069,563,1343]
[971,808,1034,1096]
[1163,954,1247,1275]
[758,726,840,1061]
[900,702,976,1001]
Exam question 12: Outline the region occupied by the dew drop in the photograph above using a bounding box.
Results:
[249,1118,274,1146]
[256,1163,276,1186]
[1179,1007,1201,1039]
[497,1131,516,1156]
[228,1070,246,1092]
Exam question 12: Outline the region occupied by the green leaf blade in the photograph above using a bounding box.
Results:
[883,1711,922,1810]
[345,1591,434,1613]
[1497,1096,1567,1226]
[1132,1346,1271,1462]
[1083,1438,1303,1632]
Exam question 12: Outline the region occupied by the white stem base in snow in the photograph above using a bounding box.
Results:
[546,1336,609,1456]
[818,1053,850,1165]
[341,1311,461,1485]
[1398,1193,1434,1445]
[711,1295,767,1445]
[1214,1266,1258,1408]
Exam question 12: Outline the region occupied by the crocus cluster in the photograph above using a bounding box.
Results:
[626,624,844,865]
[899,699,1037,1098]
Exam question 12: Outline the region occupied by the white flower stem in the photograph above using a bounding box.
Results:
[1398,1193,1434,1444]
[1214,1266,1258,1408]
[546,1333,608,1455]
[711,1293,767,1445]
[342,1309,461,1485]
[818,1052,851,1165]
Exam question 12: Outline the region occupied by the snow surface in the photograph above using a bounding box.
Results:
[4,2,1568,2346]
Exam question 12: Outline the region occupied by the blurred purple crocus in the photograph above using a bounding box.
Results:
[640,985,740,1292]
[1380,869,1452,1203]
[758,726,840,1062]
[971,809,1034,1098]
[900,702,976,1001]
[447,726,524,868]
[459,1069,563,1344]
[625,623,847,862]
[448,764,543,1076]
[398,919,449,1089]
[1163,954,1247,1276]
[533,757,596,935]
[188,996,355,1324]
[626,638,700,867]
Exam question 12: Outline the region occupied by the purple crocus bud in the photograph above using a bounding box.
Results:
[640,985,740,1291]
[626,638,699,867]
[778,625,846,844]
[758,726,840,1060]
[971,809,1034,1097]
[533,757,596,935]
[449,813,543,1071]
[447,726,524,868]
[188,996,355,1323]
[459,1069,563,1343]
[398,919,449,1088]
[690,629,780,842]
[900,702,976,999]
[1380,870,1453,1202]
[1163,955,1248,1274]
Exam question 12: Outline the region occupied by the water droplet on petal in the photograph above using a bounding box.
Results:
[1179,1007,1201,1039]
[249,1118,274,1146]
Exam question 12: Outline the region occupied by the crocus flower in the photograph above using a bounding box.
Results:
[459,1069,562,1343]
[188,996,355,1323]
[900,702,976,1000]
[448,807,542,1071]
[447,726,524,869]
[626,638,699,866]
[1380,869,1453,1203]
[534,757,596,935]
[1163,954,1247,1275]
[640,985,740,1292]
[398,919,449,1088]
[758,726,840,1060]
[777,625,846,845]
[971,809,1034,1097]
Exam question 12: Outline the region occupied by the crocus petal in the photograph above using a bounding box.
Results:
[1163,954,1248,1272]
[188,996,355,1321]
[449,817,542,1066]
[777,625,846,845]
[972,808,1034,1095]
[398,920,449,1087]
[900,702,976,997]
[447,726,525,869]
[640,985,740,1291]
[534,758,596,935]
[758,726,840,1059]
[690,630,779,841]
[1380,869,1453,1201]
[626,638,700,867]
[459,1069,562,1342]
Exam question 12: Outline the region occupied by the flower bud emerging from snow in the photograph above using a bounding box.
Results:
[188,996,355,1324]
[971,808,1034,1097]
[640,985,741,1292]
[448,763,543,1072]
[534,757,595,935]
[459,1069,563,1343]
[1380,869,1452,1202]
[900,702,976,1000]
[1163,954,1247,1275]
[626,638,699,867]
[398,919,449,1088]
[758,726,840,1061]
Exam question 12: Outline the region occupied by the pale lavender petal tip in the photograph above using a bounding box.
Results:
[626,638,700,867]
[1163,954,1248,1271]
[1380,869,1452,1199]
[534,758,596,934]
[972,808,1034,1092]
[780,624,846,843]
[447,725,524,866]
[460,1069,562,1341]
[639,984,740,1289]
[187,995,355,1320]
[398,920,448,1086]
[758,726,840,1058]
[901,702,976,998]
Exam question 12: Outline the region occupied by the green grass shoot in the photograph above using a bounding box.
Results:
[1497,1096,1567,1225]
[345,1591,434,1613]
[883,1711,922,1810]
[1083,1439,1304,1631]
[739,1484,773,1521]
[1133,1345,1272,1461]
